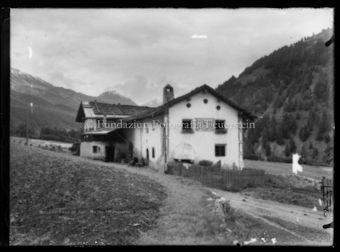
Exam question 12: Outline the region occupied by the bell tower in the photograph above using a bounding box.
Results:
[163,84,174,104]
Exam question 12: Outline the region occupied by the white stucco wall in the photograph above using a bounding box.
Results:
[168,92,242,169]
[120,116,165,171]
[80,141,108,161]
[139,116,164,171]
[80,140,128,162]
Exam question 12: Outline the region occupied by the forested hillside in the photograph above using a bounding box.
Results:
[216,28,334,165]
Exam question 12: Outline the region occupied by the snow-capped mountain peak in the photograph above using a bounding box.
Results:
[96,90,136,105]
[141,97,162,107]
[99,90,124,98]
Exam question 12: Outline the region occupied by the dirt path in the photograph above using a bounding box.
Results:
[211,187,333,245]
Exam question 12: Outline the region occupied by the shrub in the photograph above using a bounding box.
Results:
[267,156,282,162]
[267,155,293,164]
[243,154,259,160]
[118,152,126,162]
[221,200,236,223]
[199,160,213,166]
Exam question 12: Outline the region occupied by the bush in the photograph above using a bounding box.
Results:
[267,156,281,162]
[221,200,236,223]
[243,154,259,160]
[199,160,213,166]
[118,152,126,162]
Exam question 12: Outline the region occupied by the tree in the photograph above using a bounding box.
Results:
[284,143,290,157]
[276,125,285,145]
[316,111,330,141]
[262,129,269,148]
[314,75,329,102]
[303,100,311,111]
[299,126,305,141]
[16,123,27,137]
[289,137,296,153]
[268,120,277,142]
[299,125,311,142]
[301,143,308,159]
[312,148,319,159]
[296,112,301,120]
[280,117,290,139]
[265,142,271,156]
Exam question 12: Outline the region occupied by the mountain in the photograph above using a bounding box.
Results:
[216,28,334,165]
[11,68,136,108]
[97,90,136,105]
[141,97,162,107]
[10,68,137,137]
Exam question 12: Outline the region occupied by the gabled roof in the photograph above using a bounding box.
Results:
[122,84,257,122]
[76,101,157,122]
[89,101,156,116]
[76,84,257,123]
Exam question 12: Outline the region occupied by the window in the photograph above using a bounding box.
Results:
[152,147,155,158]
[215,120,227,134]
[93,146,98,153]
[182,119,194,133]
[215,144,226,157]
[146,124,149,133]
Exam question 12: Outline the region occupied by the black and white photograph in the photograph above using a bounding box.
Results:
[8,8,334,246]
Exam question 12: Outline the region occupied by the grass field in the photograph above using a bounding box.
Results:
[244,159,333,180]
[11,136,73,149]
[10,143,166,245]
[10,141,332,245]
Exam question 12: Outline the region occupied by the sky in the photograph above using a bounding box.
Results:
[11,8,334,105]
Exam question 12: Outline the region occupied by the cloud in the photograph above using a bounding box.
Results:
[10,8,334,105]
[191,34,208,39]
[28,46,32,58]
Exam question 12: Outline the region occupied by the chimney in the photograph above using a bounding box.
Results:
[163,84,174,104]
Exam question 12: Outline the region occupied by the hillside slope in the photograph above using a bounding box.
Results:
[10,68,137,136]
[216,28,334,165]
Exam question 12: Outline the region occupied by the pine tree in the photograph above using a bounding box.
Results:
[299,126,305,141]
[316,110,330,141]
[284,143,291,157]
[296,112,301,120]
[301,143,308,159]
[276,125,285,145]
[289,137,296,153]
[265,142,271,156]
[262,129,269,148]
[312,148,319,159]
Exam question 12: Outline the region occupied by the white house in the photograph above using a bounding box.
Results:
[75,84,256,172]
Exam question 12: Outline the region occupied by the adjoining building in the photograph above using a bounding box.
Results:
[75,84,256,171]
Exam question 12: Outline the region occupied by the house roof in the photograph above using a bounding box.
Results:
[122,84,257,122]
[76,101,157,122]
[89,101,156,116]
[76,84,257,123]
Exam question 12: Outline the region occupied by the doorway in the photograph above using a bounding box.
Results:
[105,146,115,162]
[146,148,149,166]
